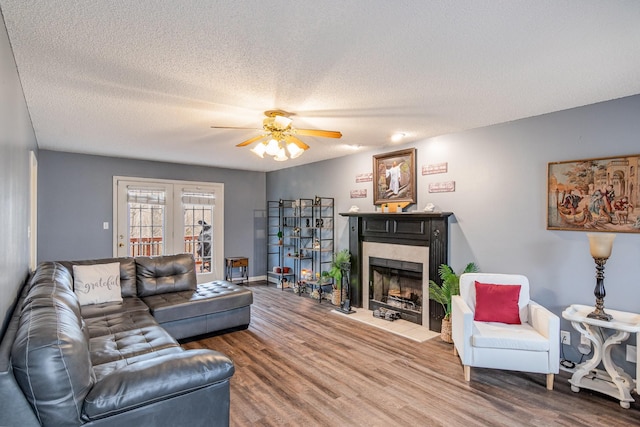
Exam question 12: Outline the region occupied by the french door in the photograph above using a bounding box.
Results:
[114,177,224,283]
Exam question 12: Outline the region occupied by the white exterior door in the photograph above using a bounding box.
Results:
[114,177,224,283]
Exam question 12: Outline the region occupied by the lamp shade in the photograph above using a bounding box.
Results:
[265,138,280,156]
[287,142,304,159]
[250,142,266,158]
[273,115,293,129]
[274,147,288,161]
[587,233,616,259]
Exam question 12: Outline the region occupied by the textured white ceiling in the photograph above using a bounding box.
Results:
[2,1,640,172]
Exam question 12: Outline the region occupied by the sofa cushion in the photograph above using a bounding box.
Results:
[84,308,161,338]
[12,264,94,427]
[136,254,197,297]
[142,280,253,323]
[73,262,123,306]
[84,350,235,421]
[92,346,185,381]
[61,257,138,298]
[472,321,550,351]
[89,325,180,366]
[24,262,83,323]
[80,296,150,319]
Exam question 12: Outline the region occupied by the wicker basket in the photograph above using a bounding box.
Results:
[440,318,453,343]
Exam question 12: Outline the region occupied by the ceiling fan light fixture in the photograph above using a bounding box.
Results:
[287,142,304,159]
[223,110,342,161]
[274,147,288,161]
[265,138,280,156]
[250,142,267,158]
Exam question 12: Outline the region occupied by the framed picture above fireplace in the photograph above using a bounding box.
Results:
[373,148,416,205]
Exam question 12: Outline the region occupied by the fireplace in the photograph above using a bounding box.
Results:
[369,256,423,324]
[362,241,430,326]
[340,212,451,331]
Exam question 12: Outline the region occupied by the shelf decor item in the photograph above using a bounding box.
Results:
[586,233,616,321]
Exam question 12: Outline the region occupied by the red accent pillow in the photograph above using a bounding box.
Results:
[473,281,522,324]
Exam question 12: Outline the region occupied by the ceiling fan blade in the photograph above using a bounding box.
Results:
[294,128,342,138]
[236,134,266,147]
[284,135,310,150]
[211,125,260,130]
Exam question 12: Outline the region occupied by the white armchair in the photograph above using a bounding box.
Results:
[451,273,559,390]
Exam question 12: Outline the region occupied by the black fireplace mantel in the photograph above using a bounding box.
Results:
[339,211,452,331]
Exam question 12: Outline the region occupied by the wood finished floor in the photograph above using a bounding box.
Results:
[182,283,640,426]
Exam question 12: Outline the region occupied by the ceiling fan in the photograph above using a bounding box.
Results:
[211,110,342,161]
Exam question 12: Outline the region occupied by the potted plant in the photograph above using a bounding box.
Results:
[277,230,283,245]
[428,262,478,343]
[323,249,351,305]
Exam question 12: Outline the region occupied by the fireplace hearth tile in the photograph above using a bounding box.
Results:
[331,308,438,342]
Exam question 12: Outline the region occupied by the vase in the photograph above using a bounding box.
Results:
[440,318,453,343]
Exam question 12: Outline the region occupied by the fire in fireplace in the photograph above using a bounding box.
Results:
[369,257,423,325]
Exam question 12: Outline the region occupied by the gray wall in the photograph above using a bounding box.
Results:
[0,9,38,331]
[267,94,640,366]
[37,151,267,277]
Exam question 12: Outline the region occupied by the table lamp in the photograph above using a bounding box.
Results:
[586,233,616,321]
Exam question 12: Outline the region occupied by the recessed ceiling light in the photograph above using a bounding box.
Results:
[391,132,406,143]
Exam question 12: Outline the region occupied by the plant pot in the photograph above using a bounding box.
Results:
[440,318,453,343]
[331,288,341,306]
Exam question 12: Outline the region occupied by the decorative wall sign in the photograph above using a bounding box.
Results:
[422,162,448,175]
[372,148,417,205]
[547,155,640,232]
[428,181,455,193]
[350,189,367,199]
[355,173,373,183]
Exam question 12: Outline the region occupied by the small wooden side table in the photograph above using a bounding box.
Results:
[562,304,640,408]
[225,257,248,283]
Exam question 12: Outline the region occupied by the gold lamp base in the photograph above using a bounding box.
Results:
[587,307,613,321]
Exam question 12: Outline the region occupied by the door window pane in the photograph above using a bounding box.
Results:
[127,188,166,256]
[182,191,215,274]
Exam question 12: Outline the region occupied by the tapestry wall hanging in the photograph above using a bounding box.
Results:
[547,155,640,232]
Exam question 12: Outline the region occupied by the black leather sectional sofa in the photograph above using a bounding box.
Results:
[0,253,253,427]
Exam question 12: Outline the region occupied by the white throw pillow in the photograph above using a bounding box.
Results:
[73,262,123,306]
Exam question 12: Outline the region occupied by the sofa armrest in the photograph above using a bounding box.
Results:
[528,300,560,372]
[84,349,234,420]
[451,295,473,364]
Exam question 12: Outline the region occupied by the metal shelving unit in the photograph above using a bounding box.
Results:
[266,200,295,287]
[298,196,334,301]
[266,197,334,299]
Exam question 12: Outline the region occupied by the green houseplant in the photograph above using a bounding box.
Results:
[322,249,350,305]
[429,262,478,342]
[277,230,283,245]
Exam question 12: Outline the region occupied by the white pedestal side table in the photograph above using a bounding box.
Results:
[562,304,640,408]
